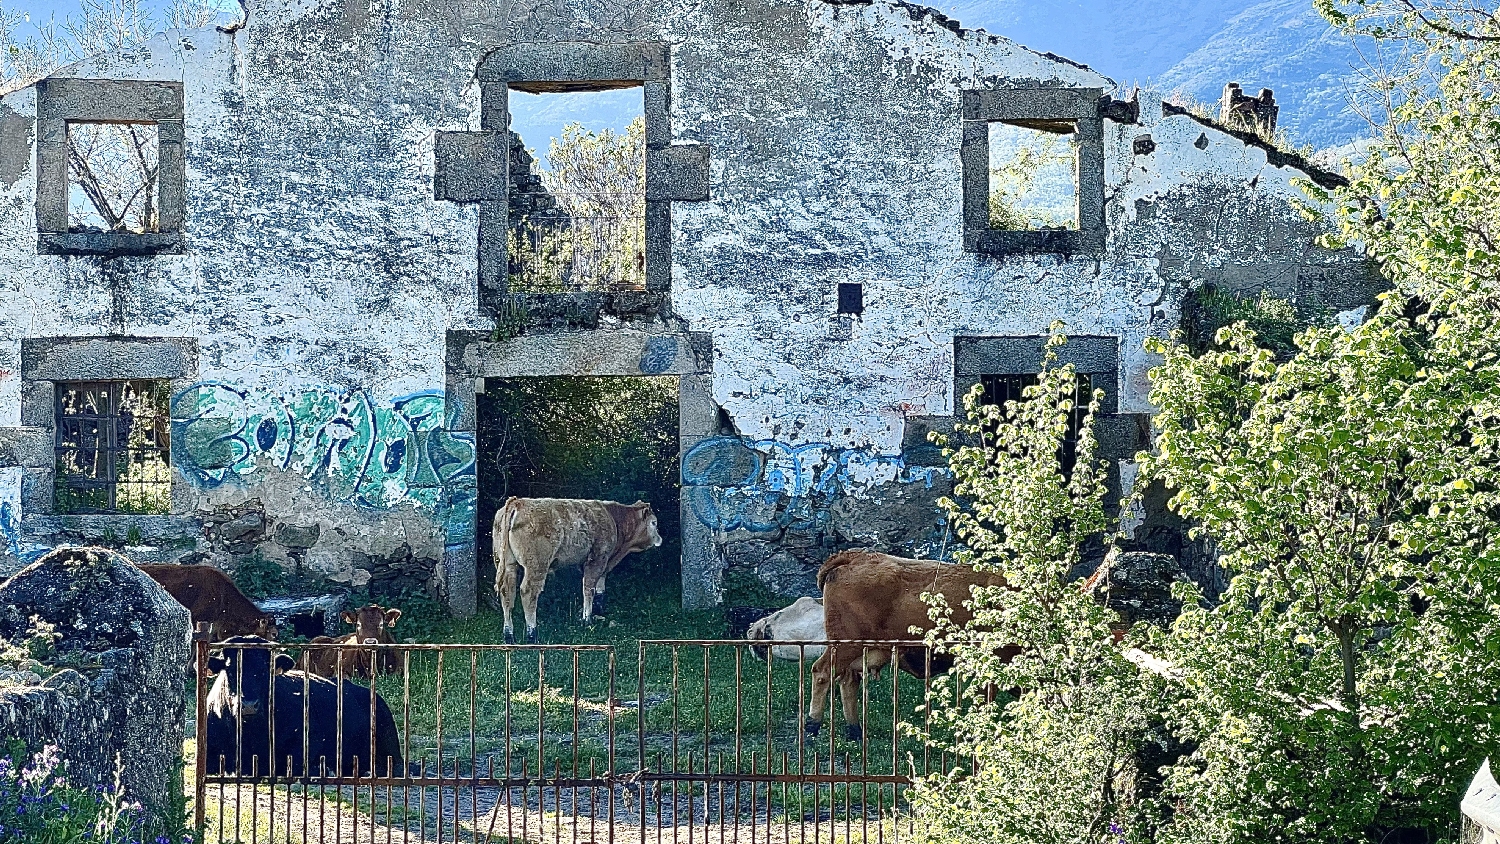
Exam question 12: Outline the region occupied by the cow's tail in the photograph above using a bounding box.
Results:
[816,550,862,592]
[494,498,518,598]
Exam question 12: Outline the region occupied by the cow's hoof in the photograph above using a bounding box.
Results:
[844,724,863,743]
[504,631,515,645]
[804,720,822,737]
[526,629,538,645]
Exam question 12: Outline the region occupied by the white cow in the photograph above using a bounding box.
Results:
[745,597,826,660]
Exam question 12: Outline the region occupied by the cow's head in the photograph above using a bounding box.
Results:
[207,636,294,718]
[253,614,280,641]
[629,501,663,550]
[342,604,401,643]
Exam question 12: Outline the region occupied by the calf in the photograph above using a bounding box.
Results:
[806,550,1017,741]
[493,497,662,643]
[139,563,278,640]
[204,636,403,778]
[301,605,403,680]
[746,597,826,661]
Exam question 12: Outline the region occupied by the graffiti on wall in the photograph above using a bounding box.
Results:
[681,436,946,534]
[171,385,476,539]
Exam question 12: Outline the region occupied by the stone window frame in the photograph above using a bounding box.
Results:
[34,78,186,256]
[435,42,710,315]
[955,335,1119,412]
[961,87,1106,256]
[19,337,197,517]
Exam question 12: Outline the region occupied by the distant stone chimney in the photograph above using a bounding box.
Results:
[1219,82,1278,137]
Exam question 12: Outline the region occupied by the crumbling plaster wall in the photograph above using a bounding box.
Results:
[0,0,1378,611]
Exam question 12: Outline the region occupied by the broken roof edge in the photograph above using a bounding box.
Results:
[870,0,1116,87]
[0,23,227,103]
[1162,100,1349,191]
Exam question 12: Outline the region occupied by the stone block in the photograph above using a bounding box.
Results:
[0,547,189,824]
[1084,549,1186,628]
[274,521,321,550]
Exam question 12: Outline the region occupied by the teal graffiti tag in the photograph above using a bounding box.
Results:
[171,385,476,540]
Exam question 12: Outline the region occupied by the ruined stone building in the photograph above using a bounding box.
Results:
[0,0,1379,617]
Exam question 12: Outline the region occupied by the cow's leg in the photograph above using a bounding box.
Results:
[592,571,608,617]
[805,650,833,736]
[581,570,600,625]
[498,555,519,645]
[838,669,863,742]
[519,564,546,644]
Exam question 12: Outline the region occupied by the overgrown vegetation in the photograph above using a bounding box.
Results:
[0,742,192,843]
[912,328,1163,844]
[508,117,646,292]
[913,1,1500,839]
[227,553,286,602]
[1180,285,1332,354]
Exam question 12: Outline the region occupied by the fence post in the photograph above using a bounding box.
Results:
[192,622,212,834]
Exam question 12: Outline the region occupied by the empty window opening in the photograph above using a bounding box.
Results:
[54,380,172,514]
[979,373,1092,473]
[507,87,646,293]
[988,121,1078,232]
[476,376,681,623]
[837,282,864,315]
[67,121,160,233]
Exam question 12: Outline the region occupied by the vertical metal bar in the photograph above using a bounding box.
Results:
[401,651,411,843]
[472,648,480,844]
[672,647,680,844]
[572,649,581,844]
[264,642,275,844]
[607,647,616,844]
[780,750,790,844]
[193,625,208,833]
[538,648,547,844]
[891,646,899,779]
[234,652,244,840]
[507,648,515,844]
[812,750,820,844]
[436,649,446,844]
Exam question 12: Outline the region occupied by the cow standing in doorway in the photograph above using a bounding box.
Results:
[492,497,662,643]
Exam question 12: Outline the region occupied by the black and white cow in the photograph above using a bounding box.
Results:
[204,636,403,778]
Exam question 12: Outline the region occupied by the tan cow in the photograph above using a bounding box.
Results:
[300,604,403,679]
[806,549,1016,741]
[492,497,662,644]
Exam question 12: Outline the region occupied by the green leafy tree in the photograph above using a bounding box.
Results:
[1140,2,1500,838]
[912,329,1164,844]
[509,117,646,291]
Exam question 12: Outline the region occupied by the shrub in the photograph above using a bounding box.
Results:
[911,327,1166,844]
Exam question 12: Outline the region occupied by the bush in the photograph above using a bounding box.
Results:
[911,328,1166,844]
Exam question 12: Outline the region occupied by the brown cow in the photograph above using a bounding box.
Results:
[806,549,1016,741]
[300,605,403,680]
[138,563,278,641]
[493,497,662,644]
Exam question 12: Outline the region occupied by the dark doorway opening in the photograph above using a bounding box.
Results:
[475,376,681,625]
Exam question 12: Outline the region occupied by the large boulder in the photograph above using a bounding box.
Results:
[0,546,191,824]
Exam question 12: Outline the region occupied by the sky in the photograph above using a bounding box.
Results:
[12,0,1366,150]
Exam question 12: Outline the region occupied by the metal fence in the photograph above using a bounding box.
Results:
[193,633,962,844]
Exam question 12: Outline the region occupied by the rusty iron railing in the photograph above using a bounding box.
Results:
[192,631,962,843]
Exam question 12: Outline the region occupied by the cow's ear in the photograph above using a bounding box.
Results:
[633,500,646,508]
[207,653,227,674]
[384,608,402,626]
[341,611,356,625]
[274,653,296,673]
